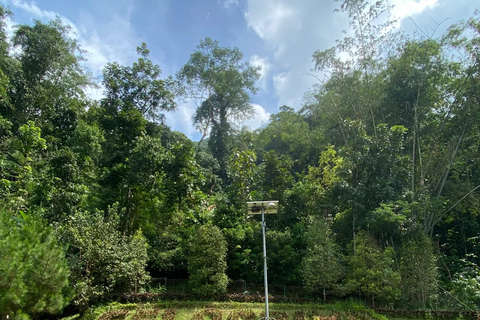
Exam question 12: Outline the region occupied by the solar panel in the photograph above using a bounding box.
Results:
[247,201,279,214]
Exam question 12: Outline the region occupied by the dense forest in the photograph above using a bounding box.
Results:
[1,1,480,319]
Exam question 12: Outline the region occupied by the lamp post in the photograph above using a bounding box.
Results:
[247,200,278,320]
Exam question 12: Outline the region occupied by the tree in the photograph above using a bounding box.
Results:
[346,231,401,307]
[9,19,90,137]
[98,44,176,233]
[450,259,480,310]
[302,217,344,301]
[330,122,410,248]
[188,223,228,295]
[102,43,176,123]
[0,121,47,214]
[256,106,323,173]
[256,151,294,217]
[0,209,71,319]
[177,37,259,180]
[400,231,438,309]
[311,0,398,138]
[226,149,257,205]
[266,229,303,286]
[55,207,149,310]
[302,146,344,219]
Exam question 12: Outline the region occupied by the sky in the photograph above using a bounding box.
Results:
[0,0,477,141]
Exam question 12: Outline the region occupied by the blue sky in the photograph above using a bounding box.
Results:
[1,0,477,141]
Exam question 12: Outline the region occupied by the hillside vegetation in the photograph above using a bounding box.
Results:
[1,2,480,319]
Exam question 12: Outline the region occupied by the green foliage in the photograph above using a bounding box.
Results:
[2,3,480,312]
[102,43,176,122]
[177,37,260,180]
[222,221,262,283]
[0,209,71,319]
[302,217,344,300]
[227,149,257,205]
[345,232,401,307]
[267,229,302,285]
[0,121,47,214]
[188,223,229,295]
[256,106,323,173]
[449,257,480,310]
[400,231,438,309]
[365,202,407,246]
[9,19,90,137]
[56,207,150,310]
[255,150,294,208]
[300,146,343,220]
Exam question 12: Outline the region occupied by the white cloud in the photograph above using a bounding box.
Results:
[245,0,443,111]
[83,85,104,101]
[249,54,271,90]
[4,14,15,39]
[272,71,313,108]
[11,0,56,20]
[11,0,79,36]
[272,72,289,105]
[76,9,140,77]
[391,0,439,25]
[165,100,198,140]
[218,0,239,10]
[245,0,344,110]
[245,2,298,42]
[240,103,271,130]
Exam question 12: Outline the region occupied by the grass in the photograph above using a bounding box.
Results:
[71,300,429,320]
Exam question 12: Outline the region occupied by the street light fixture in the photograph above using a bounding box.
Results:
[247,200,279,320]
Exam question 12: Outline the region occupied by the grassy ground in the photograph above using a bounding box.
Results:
[69,301,408,320]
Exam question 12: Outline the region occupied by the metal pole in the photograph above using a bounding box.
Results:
[262,207,270,320]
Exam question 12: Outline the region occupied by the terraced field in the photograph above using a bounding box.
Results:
[78,302,392,320]
[93,308,345,320]
[76,301,478,320]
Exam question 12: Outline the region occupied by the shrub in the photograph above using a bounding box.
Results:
[55,207,150,310]
[0,210,71,319]
[260,311,289,320]
[192,308,223,320]
[188,223,229,296]
[132,309,159,320]
[227,309,256,320]
[162,308,177,320]
[98,310,130,320]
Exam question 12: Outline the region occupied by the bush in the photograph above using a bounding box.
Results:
[192,308,223,320]
[188,223,229,296]
[0,210,71,319]
[55,206,150,310]
[162,308,177,320]
[227,309,256,320]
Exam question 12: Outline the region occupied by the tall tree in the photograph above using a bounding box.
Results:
[98,44,176,233]
[10,19,90,137]
[177,37,259,180]
[102,43,176,123]
[256,106,323,174]
[311,0,397,138]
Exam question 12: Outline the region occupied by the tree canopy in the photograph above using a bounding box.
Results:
[1,2,480,317]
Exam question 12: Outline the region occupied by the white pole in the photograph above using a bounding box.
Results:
[262,207,270,320]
